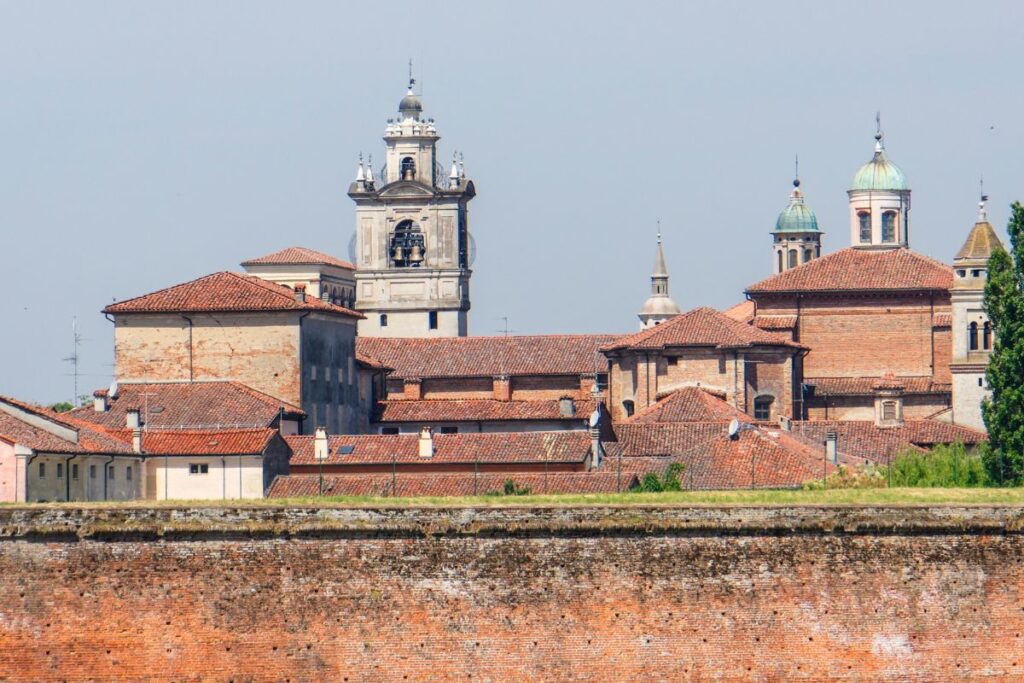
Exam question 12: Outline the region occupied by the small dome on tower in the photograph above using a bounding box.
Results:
[851,134,908,191]
[399,80,423,117]
[774,179,820,233]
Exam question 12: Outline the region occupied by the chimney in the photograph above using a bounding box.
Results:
[93,389,109,413]
[313,426,329,462]
[492,375,511,401]
[126,409,142,454]
[404,378,422,400]
[293,283,306,303]
[824,431,838,465]
[418,426,434,458]
[558,396,576,418]
[777,415,791,431]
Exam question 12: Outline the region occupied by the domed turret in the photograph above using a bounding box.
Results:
[851,134,908,191]
[847,119,911,249]
[770,169,823,274]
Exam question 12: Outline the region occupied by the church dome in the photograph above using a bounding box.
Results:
[640,294,681,317]
[774,181,820,233]
[851,138,908,191]
[399,90,423,115]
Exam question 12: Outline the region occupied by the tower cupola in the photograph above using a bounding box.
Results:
[847,117,911,249]
[771,162,823,274]
[638,229,680,329]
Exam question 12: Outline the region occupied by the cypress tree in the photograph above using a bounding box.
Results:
[982,201,1024,484]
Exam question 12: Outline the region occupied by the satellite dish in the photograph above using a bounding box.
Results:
[728,419,740,439]
[589,409,601,428]
[108,381,119,399]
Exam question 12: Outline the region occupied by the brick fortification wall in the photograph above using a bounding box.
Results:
[0,506,1022,681]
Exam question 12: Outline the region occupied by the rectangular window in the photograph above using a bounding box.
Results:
[38,462,45,478]
[439,426,458,434]
[666,357,678,366]
[858,211,871,243]
[380,314,388,327]
[89,464,96,479]
[380,427,399,435]
[428,311,438,330]
[72,464,79,480]
[189,463,209,475]
[882,401,897,421]
[57,463,63,479]
[108,465,115,480]
[126,466,133,481]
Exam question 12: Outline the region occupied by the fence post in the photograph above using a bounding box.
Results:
[474,460,479,496]
[392,456,397,497]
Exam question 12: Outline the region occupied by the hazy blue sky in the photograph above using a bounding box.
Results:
[2,1,1023,404]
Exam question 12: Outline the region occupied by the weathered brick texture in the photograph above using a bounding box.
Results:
[0,506,1022,681]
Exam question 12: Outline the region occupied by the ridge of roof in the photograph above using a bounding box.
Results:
[746,247,952,295]
[241,246,355,269]
[955,221,1005,262]
[601,307,800,352]
[103,271,363,318]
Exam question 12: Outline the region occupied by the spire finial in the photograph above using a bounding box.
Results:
[978,175,989,221]
[874,111,884,151]
[657,218,661,244]
[408,58,416,92]
[793,154,800,187]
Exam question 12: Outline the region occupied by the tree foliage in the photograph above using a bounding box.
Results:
[982,201,1024,484]
[634,463,684,492]
[885,443,989,488]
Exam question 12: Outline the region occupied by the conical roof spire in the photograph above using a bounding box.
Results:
[638,224,680,329]
[652,225,668,277]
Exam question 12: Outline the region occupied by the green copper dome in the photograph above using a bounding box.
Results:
[774,181,820,233]
[851,140,908,191]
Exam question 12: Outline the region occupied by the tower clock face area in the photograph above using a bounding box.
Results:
[348,79,475,338]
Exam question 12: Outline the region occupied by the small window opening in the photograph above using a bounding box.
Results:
[978,378,984,387]
[400,156,416,180]
[882,400,898,421]
[969,321,979,351]
[623,400,635,418]
[666,356,678,366]
[983,321,992,350]
[71,464,79,481]
[57,463,63,479]
[390,220,425,267]
[126,466,132,481]
[882,211,897,243]
[189,463,209,475]
[858,211,871,243]
[428,311,438,330]
[89,465,96,479]
[439,426,458,434]
[777,250,783,273]
[38,462,45,478]
[803,248,812,263]
[108,465,115,480]
[753,396,774,421]
[380,314,388,327]
[957,269,967,277]
[787,249,798,268]
[380,427,399,435]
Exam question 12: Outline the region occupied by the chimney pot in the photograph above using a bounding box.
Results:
[824,431,838,465]
[93,389,109,413]
[314,426,329,461]
[294,284,306,303]
[126,409,141,430]
[418,426,434,458]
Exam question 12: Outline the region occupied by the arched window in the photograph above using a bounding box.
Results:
[622,400,635,418]
[753,395,774,420]
[882,211,897,242]
[858,211,871,243]
[777,250,783,273]
[379,314,388,327]
[400,156,416,180]
[968,321,978,351]
[390,220,426,267]
[983,321,992,350]
[803,248,812,263]
[787,249,798,268]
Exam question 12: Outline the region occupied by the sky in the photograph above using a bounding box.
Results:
[2,1,1023,405]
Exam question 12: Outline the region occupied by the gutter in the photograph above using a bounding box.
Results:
[103,455,115,501]
[24,451,39,504]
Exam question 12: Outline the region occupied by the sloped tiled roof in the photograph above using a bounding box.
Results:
[103,271,362,318]
[267,471,635,498]
[356,335,617,379]
[286,431,591,466]
[753,315,798,331]
[616,429,837,489]
[746,247,953,294]
[374,398,597,424]
[241,246,355,270]
[612,422,732,456]
[118,428,277,456]
[789,420,987,464]
[68,381,303,430]
[955,221,1004,261]
[932,313,952,328]
[722,300,755,323]
[626,387,748,424]
[0,397,134,455]
[805,376,951,397]
[601,307,800,352]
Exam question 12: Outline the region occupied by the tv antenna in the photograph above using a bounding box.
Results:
[62,317,84,406]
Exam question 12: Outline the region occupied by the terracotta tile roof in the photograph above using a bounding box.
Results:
[753,315,798,331]
[286,431,592,466]
[955,221,1004,261]
[0,397,134,455]
[602,307,801,352]
[267,471,635,498]
[746,247,953,294]
[932,312,952,327]
[355,352,392,371]
[241,246,355,270]
[614,428,838,489]
[103,271,362,318]
[356,335,617,379]
[805,376,951,396]
[626,387,749,424]
[102,428,278,455]
[612,422,733,456]
[722,300,755,323]
[67,381,303,430]
[789,420,987,464]
[374,398,598,423]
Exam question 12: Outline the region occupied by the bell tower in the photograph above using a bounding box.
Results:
[349,72,475,337]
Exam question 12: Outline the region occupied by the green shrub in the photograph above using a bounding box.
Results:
[883,442,988,488]
[803,465,886,490]
[484,479,532,496]
[633,463,686,493]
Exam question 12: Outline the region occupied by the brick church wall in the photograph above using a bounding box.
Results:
[1,506,1021,681]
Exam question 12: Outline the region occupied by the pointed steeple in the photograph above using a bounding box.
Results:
[638,225,680,330]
